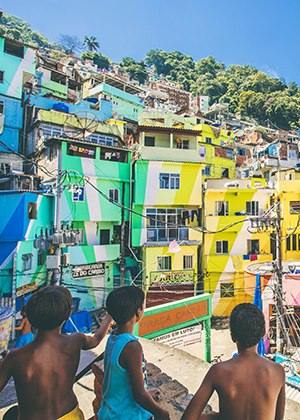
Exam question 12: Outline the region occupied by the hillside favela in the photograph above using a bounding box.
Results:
[0,4,300,420]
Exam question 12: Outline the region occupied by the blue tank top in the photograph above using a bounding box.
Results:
[98,333,152,420]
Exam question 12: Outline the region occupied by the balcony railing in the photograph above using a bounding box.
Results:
[146,227,188,242]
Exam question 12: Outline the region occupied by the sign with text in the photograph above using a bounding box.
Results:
[67,143,96,159]
[72,186,85,202]
[136,294,211,339]
[72,263,105,279]
[150,270,194,284]
[153,324,202,349]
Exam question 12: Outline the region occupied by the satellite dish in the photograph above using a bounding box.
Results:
[63,111,98,140]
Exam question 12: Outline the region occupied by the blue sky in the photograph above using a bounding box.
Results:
[2,0,300,82]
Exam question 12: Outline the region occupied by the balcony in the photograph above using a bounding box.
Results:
[146,227,189,243]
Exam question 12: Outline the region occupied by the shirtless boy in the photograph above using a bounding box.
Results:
[182,303,285,420]
[0,286,112,420]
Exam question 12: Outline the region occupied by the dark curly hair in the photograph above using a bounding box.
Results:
[106,286,145,325]
[26,286,72,330]
[230,303,265,348]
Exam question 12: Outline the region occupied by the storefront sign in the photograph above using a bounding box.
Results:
[67,143,96,159]
[153,324,202,349]
[150,270,194,284]
[72,263,105,279]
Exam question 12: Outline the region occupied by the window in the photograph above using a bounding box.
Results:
[247,239,260,255]
[146,208,188,242]
[4,39,24,58]
[176,139,189,149]
[246,201,259,216]
[183,255,193,269]
[159,173,180,190]
[145,136,155,147]
[216,241,228,254]
[286,234,297,251]
[205,137,212,144]
[157,256,172,271]
[215,201,229,216]
[28,202,37,219]
[0,101,4,114]
[222,168,229,178]
[0,71,4,83]
[292,234,297,251]
[220,282,235,298]
[22,254,32,271]
[109,189,119,203]
[100,229,110,245]
[50,71,67,85]
[290,201,300,214]
[202,166,211,176]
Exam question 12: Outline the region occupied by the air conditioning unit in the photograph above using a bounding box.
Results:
[46,255,60,269]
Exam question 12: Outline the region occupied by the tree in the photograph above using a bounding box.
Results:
[83,36,99,52]
[120,57,148,84]
[195,56,225,77]
[81,51,110,69]
[58,34,82,54]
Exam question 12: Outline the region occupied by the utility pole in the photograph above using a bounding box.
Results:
[120,182,126,286]
[53,146,62,285]
[275,197,283,353]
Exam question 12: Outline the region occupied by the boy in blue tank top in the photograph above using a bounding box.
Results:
[98,286,170,420]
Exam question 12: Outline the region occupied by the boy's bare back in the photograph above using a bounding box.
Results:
[211,354,285,420]
[3,333,83,420]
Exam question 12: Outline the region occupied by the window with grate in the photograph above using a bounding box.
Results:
[216,240,229,254]
[246,201,259,216]
[215,201,229,216]
[145,136,155,147]
[183,255,193,269]
[157,256,172,271]
[109,189,119,203]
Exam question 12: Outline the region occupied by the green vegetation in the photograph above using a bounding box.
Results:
[81,51,110,70]
[1,12,300,130]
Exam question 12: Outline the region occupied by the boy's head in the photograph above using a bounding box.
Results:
[106,286,145,325]
[230,303,265,349]
[26,286,72,330]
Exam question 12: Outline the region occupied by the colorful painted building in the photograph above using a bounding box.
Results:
[30,103,133,310]
[131,156,202,306]
[202,178,274,316]
[0,191,53,305]
[196,123,236,179]
[0,36,36,176]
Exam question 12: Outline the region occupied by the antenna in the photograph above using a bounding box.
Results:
[63,111,98,140]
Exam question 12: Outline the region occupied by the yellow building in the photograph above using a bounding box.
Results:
[276,169,300,264]
[196,123,236,179]
[203,178,274,316]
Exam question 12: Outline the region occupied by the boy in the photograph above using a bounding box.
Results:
[14,306,34,349]
[182,303,285,420]
[98,286,170,420]
[0,286,112,420]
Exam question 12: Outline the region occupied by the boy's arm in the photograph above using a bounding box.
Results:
[122,341,170,419]
[182,366,217,420]
[80,314,112,350]
[0,353,13,392]
[14,319,25,331]
[275,367,285,420]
